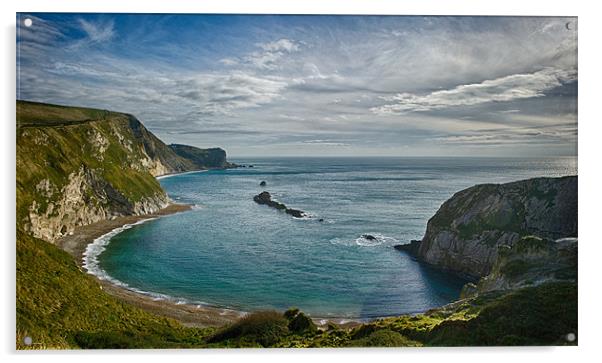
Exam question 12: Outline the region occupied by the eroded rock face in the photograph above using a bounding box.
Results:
[26,166,168,242]
[415,176,577,279]
[471,236,577,296]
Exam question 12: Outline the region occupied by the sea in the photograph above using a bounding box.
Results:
[88,157,577,319]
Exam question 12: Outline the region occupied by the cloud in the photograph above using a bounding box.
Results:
[431,122,577,146]
[302,139,350,146]
[372,68,577,114]
[259,38,300,53]
[16,15,578,156]
[77,18,115,45]
[244,38,302,70]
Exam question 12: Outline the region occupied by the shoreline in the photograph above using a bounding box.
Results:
[57,203,246,328]
[156,169,208,180]
[56,202,364,329]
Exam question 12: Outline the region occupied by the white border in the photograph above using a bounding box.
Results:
[2,0,601,362]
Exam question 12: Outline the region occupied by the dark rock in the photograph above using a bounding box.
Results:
[253,191,306,218]
[393,239,422,256]
[318,218,324,222]
[260,181,267,186]
[285,208,305,218]
[361,234,377,241]
[248,165,254,168]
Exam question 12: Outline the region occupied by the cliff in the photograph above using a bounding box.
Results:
[467,235,577,296]
[410,176,577,279]
[16,100,229,242]
[169,144,234,169]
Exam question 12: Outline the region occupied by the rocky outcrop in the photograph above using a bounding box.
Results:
[394,240,421,255]
[403,176,577,279]
[462,236,577,297]
[169,144,236,169]
[253,191,306,218]
[16,101,233,243]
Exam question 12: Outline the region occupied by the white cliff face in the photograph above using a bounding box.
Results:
[25,166,169,243]
[416,176,577,279]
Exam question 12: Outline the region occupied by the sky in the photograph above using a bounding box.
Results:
[17,14,577,157]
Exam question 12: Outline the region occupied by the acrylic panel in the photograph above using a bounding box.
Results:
[16,13,577,349]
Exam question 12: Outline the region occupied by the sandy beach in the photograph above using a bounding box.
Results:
[57,203,245,328]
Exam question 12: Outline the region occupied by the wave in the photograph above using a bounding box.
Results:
[330,233,399,247]
[156,170,208,180]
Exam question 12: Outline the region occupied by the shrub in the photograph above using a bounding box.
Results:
[284,307,300,320]
[207,311,289,347]
[288,312,318,335]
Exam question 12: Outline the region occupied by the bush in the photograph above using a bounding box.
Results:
[207,311,289,347]
[284,307,300,320]
[288,312,317,335]
[283,307,317,335]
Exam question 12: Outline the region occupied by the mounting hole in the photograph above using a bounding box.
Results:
[23,336,32,346]
[566,332,576,342]
[23,18,32,27]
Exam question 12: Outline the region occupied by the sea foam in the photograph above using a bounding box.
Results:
[330,233,399,247]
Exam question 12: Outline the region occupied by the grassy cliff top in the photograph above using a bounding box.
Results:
[17,100,127,128]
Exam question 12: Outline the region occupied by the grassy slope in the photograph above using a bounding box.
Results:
[16,230,214,349]
[17,101,165,227]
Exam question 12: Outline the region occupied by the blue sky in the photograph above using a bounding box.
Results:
[17,14,577,157]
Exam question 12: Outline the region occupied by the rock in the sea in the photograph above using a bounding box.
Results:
[393,240,421,255]
[253,191,306,218]
[318,218,324,222]
[361,234,377,241]
[260,181,267,186]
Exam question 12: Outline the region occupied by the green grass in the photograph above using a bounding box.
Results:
[206,311,289,347]
[16,230,212,349]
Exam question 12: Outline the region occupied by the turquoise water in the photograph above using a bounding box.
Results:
[97,157,577,318]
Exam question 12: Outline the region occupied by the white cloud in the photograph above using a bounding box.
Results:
[245,38,302,70]
[372,68,577,114]
[259,38,300,53]
[77,18,115,44]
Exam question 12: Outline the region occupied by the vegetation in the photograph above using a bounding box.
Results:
[16,230,213,349]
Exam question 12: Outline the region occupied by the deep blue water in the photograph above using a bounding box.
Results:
[97,157,577,318]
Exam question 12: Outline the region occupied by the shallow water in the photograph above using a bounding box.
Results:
[96,157,576,318]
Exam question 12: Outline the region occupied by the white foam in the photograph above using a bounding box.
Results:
[156,169,207,180]
[330,233,400,247]
[83,218,158,280]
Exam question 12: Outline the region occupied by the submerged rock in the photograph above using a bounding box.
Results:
[361,234,377,241]
[253,191,307,218]
[260,181,267,186]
